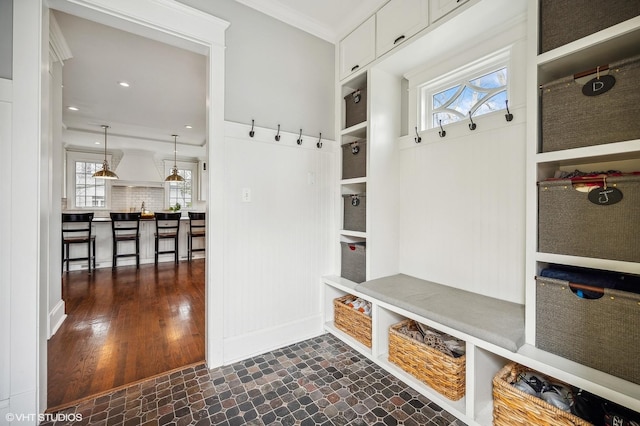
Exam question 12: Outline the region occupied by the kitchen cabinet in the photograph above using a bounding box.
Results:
[375,0,428,58]
[429,0,469,24]
[339,15,375,81]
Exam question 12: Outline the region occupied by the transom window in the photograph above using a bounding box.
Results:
[419,48,510,131]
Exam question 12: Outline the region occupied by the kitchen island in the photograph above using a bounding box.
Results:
[64,215,204,271]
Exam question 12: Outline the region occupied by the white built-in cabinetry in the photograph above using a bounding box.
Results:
[339,16,375,81]
[375,0,428,57]
[326,0,640,424]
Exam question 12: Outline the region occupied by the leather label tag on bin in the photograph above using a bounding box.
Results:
[588,186,623,205]
[582,75,615,96]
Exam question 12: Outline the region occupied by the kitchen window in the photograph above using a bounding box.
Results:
[66,151,112,209]
[419,48,510,130]
[165,161,197,209]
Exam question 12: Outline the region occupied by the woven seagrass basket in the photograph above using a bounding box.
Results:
[493,362,591,426]
[388,319,465,401]
[333,295,371,348]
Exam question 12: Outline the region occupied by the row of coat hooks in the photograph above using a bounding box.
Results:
[414,100,514,143]
[249,119,323,148]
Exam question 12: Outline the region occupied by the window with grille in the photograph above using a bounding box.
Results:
[74,160,107,208]
[167,168,193,209]
[419,48,510,131]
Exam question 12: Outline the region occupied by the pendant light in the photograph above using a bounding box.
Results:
[165,134,184,182]
[92,125,118,179]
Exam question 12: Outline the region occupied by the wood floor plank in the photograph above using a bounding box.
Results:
[47,260,205,409]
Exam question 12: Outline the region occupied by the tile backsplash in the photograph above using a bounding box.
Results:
[111,186,165,213]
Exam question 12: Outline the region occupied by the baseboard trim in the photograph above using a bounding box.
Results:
[222,314,324,365]
[49,300,66,338]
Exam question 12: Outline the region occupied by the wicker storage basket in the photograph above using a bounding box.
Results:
[536,275,640,385]
[539,0,640,54]
[340,242,366,283]
[343,194,366,232]
[540,55,640,152]
[333,294,371,348]
[538,175,640,263]
[344,87,367,128]
[341,140,367,180]
[493,362,591,426]
[388,319,465,401]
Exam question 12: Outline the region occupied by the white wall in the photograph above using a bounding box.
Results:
[177,0,336,140]
[221,122,335,363]
[397,20,528,304]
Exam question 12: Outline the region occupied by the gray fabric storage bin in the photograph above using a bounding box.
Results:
[343,194,366,232]
[538,175,640,263]
[540,55,640,152]
[539,0,640,53]
[341,242,366,283]
[341,140,367,180]
[536,275,640,384]
[344,87,367,128]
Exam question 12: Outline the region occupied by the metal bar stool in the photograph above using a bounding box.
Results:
[62,213,95,273]
[154,212,181,264]
[110,212,141,269]
[187,212,206,261]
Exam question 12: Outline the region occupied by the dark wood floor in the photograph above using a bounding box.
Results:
[47,260,205,410]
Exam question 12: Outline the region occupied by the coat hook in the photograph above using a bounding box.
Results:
[275,124,281,141]
[249,119,255,137]
[297,129,303,145]
[438,120,446,138]
[316,132,322,149]
[505,100,514,122]
[414,126,422,143]
[468,111,477,131]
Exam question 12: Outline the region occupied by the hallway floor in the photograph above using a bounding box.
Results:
[48,260,205,409]
[43,334,466,425]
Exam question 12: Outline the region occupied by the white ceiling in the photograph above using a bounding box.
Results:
[54,1,385,155]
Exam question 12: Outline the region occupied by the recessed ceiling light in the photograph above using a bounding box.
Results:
[118,81,130,88]
[184,125,193,129]
[94,141,101,145]
[67,106,79,111]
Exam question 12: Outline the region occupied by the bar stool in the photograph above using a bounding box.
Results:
[187,212,206,261]
[154,212,181,264]
[62,213,95,272]
[110,212,141,269]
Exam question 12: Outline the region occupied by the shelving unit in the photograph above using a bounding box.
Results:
[325,0,640,424]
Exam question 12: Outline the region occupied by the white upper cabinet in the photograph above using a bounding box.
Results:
[375,0,429,58]
[430,0,469,23]
[339,15,376,81]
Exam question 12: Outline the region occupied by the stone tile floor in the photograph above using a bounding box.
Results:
[43,334,467,425]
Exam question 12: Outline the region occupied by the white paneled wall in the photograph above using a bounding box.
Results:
[398,112,526,304]
[222,122,335,362]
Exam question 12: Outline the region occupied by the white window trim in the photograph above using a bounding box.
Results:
[163,159,198,209]
[418,46,511,131]
[65,150,112,210]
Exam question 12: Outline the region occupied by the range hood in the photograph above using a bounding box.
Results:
[112,150,165,187]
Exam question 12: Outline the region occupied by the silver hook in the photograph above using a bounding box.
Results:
[275,124,281,142]
[297,129,303,145]
[414,127,422,143]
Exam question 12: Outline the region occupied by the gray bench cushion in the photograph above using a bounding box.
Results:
[356,274,525,352]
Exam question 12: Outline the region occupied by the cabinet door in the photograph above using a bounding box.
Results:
[430,0,468,23]
[339,15,376,81]
[376,0,429,57]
